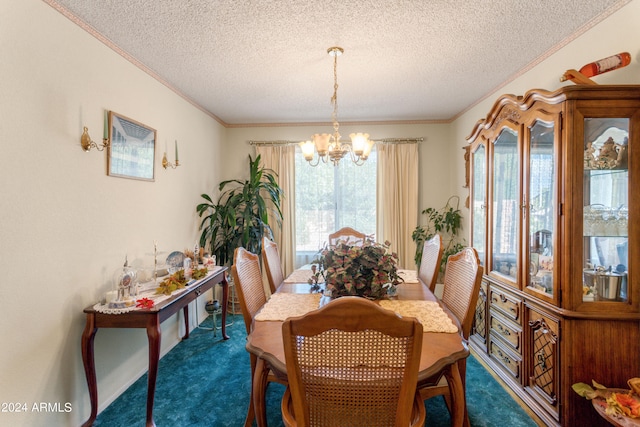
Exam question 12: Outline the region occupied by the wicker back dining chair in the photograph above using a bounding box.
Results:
[418,234,444,293]
[281,297,426,427]
[232,247,286,427]
[440,247,483,341]
[262,236,285,295]
[418,247,483,427]
[232,247,267,335]
[328,226,366,246]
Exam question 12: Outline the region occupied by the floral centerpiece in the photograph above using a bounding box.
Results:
[309,239,403,300]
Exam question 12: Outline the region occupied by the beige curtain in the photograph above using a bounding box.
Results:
[255,145,296,279]
[376,143,419,269]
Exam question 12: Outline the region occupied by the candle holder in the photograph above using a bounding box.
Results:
[162,140,180,169]
[162,153,180,169]
[80,126,110,152]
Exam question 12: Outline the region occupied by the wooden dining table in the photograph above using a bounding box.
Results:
[245,272,470,427]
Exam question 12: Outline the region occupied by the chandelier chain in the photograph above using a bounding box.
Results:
[332,49,340,136]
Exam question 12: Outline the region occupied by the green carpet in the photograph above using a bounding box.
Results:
[93,315,537,426]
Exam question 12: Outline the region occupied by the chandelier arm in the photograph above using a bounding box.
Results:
[347,149,364,166]
[307,155,321,167]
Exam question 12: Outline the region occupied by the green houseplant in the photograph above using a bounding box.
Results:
[412,195,465,274]
[197,154,283,266]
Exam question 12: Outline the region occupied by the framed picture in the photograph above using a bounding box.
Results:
[107,112,156,181]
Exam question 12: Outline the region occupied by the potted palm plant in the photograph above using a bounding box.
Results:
[197,154,283,266]
[412,195,465,275]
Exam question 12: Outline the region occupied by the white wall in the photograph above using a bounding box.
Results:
[0,1,226,426]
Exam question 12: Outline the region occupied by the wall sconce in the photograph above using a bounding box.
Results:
[162,140,180,169]
[81,111,110,152]
[80,126,110,152]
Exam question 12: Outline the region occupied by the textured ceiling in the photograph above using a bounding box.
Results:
[47,0,627,126]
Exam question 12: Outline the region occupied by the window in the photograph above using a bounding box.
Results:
[295,147,377,264]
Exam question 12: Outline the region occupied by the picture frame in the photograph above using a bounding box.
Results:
[107,112,156,181]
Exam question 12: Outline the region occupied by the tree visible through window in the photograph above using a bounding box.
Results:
[295,147,377,260]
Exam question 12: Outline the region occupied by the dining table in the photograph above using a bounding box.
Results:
[245,268,470,427]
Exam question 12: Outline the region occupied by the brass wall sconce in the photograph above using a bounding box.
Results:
[80,126,110,152]
[162,140,180,169]
[81,111,110,152]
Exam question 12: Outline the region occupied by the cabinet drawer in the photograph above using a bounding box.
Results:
[489,287,521,324]
[490,311,521,352]
[489,338,521,381]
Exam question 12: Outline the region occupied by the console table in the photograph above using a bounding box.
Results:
[81,266,229,427]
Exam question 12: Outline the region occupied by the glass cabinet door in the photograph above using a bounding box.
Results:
[471,144,487,266]
[526,120,556,298]
[491,128,519,283]
[582,118,629,303]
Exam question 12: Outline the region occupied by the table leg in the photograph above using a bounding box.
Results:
[220,274,230,340]
[81,314,98,427]
[444,361,466,427]
[182,304,190,340]
[145,318,161,427]
[253,357,270,427]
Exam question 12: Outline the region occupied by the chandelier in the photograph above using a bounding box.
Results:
[299,47,374,166]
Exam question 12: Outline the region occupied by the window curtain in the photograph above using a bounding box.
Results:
[255,145,296,279]
[376,142,419,269]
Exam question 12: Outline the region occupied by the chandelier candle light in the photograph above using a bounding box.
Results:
[299,47,374,166]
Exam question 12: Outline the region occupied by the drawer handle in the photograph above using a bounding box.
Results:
[490,295,507,304]
[497,324,511,336]
[536,350,547,370]
[497,348,511,365]
[195,289,202,296]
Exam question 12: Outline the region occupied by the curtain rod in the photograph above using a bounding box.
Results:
[248,140,297,146]
[375,138,423,144]
[248,137,424,146]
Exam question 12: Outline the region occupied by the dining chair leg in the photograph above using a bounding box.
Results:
[243,354,258,427]
[444,361,466,427]
[243,397,255,427]
[252,357,270,427]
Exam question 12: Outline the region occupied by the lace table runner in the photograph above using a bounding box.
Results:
[284,268,418,284]
[93,267,224,314]
[254,293,457,333]
[284,269,317,284]
[379,300,458,333]
[398,269,418,284]
[254,293,323,321]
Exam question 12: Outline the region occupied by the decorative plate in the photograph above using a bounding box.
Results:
[592,389,640,427]
[166,251,185,268]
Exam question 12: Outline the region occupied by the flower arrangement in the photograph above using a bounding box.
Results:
[155,267,208,295]
[309,239,403,300]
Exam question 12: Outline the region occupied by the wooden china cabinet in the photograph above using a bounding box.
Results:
[467,86,640,426]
